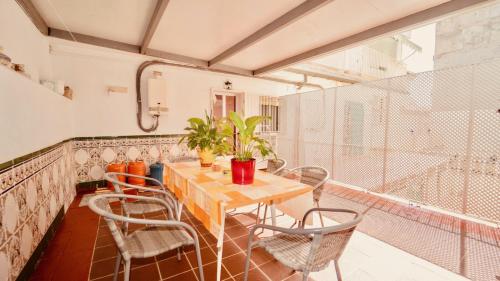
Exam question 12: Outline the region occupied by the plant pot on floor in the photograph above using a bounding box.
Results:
[231,158,256,185]
[198,148,215,167]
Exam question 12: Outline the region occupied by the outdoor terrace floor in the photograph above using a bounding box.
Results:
[28,184,499,281]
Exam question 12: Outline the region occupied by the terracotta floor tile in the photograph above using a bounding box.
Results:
[223,253,254,276]
[164,269,198,280]
[249,247,274,266]
[233,268,270,281]
[198,261,232,281]
[95,234,115,248]
[259,260,296,281]
[93,244,117,261]
[217,240,242,258]
[128,263,161,281]
[232,235,257,251]
[186,245,217,266]
[90,257,122,280]
[157,254,193,279]
[92,263,160,281]
[201,233,218,246]
[130,256,156,269]
[154,249,180,262]
[225,225,249,239]
[282,272,314,281]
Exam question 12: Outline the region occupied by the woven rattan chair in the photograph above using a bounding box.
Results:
[104,172,180,221]
[88,194,205,281]
[255,159,287,224]
[244,208,362,281]
[283,166,329,226]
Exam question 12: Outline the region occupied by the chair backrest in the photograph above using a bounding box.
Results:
[265,159,287,175]
[88,194,131,258]
[287,166,329,201]
[307,209,362,272]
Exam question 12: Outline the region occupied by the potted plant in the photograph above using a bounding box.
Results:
[180,111,232,167]
[226,112,274,185]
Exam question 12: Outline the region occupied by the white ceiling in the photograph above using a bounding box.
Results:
[148,0,304,60]
[33,0,157,45]
[223,0,449,69]
[31,0,460,73]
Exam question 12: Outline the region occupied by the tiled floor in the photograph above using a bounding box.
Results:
[28,184,499,281]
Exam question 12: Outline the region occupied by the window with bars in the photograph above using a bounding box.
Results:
[259,96,280,132]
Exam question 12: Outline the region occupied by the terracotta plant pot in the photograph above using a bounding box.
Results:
[127,161,146,186]
[198,148,215,167]
[231,158,256,185]
[106,163,126,191]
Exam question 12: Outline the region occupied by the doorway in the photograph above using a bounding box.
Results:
[211,89,245,148]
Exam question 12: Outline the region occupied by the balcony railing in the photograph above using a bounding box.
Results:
[278,59,500,223]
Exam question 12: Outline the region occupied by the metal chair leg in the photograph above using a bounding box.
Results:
[123,259,131,281]
[177,248,181,261]
[112,253,121,281]
[194,240,205,281]
[243,242,253,281]
[262,204,268,225]
[334,260,342,281]
[303,270,310,281]
[255,203,262,224]
[315,200,325,227]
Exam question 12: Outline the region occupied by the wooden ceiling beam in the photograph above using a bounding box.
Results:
[208,0,333,66]
[47,28,319,88]
[284,68,359,84]
[49,28,141,53]
[140,0,170,54]
[15,0,49,35]
[254,0,491,75]
[144,48,207,67]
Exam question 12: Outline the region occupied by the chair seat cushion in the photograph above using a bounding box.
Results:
[258,233,313,271]
[125,226,194,258]
[123,200,166,214]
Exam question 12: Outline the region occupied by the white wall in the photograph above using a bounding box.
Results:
[0,0,53,83]
[0,1,74,163]
[50,40,296,137]
[0,67,74,163]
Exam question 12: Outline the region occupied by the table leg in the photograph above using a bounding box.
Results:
[177,202,183,221]
[216,204,226,281]
[270,202,277,234]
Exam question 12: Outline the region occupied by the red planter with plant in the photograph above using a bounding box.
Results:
[224,112,275,185]
[231,158,256,185]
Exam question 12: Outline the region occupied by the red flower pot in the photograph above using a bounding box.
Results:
[231,158,256,185]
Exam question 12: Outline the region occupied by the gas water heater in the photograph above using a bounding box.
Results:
[147,71,168,116]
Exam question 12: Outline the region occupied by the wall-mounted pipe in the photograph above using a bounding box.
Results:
[136,60,165,132]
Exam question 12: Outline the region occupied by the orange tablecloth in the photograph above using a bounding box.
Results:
[164,161,314,236]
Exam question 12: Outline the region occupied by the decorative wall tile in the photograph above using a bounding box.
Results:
[72,135,190,183]
[0,141,76,281]
[1,193,19,235]
[0,248,9,281]
[0,135,189,280]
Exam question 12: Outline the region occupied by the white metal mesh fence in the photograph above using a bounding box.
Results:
[278,59,500,222]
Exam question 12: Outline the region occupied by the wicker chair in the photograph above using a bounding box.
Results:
[255,159,287,224]
[104,172,180,222]
[88,194,205,281]
[244,208,362,281]
[282,166,329,226]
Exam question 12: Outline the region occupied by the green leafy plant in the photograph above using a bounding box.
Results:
[226,112,275,161]
[179,111,232,155]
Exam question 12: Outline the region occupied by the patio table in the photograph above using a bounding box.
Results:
[164,161,314,281]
